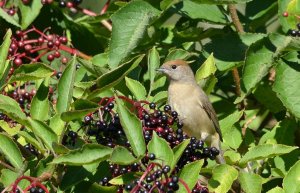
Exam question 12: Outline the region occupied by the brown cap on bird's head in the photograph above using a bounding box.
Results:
[156,59,195,82]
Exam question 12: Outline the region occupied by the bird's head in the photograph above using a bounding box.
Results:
[156,59,195,82]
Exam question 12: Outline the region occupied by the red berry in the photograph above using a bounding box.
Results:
[47,54,54,61]
[10,43,17,50]
[7,9,15,16]
[18,41,24,48]
[16,30,23,37]
[283,12,288,17]
[47,41,54,48]
[67,2,73,8]
[47,35,54,41]
[59,36,68,44]
[22,0,31,4]
[54,40,60,46]
[54,51,61,58]
[13,58,23,66]
[61,57,68,64]
[24,44,32,51]
[38,37,44,43]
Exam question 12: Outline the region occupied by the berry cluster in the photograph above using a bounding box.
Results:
[60,96,219,193]
[29,186,45,193]
[9,27,70,66]
[42,0,82,9]
[287,23,300,37]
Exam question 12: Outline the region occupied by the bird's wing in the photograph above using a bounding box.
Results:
[198,90,223,142]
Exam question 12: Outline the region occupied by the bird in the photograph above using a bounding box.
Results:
[156,59,225,163]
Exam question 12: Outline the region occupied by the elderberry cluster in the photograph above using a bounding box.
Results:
[9,28,69,67]
[287,23,300,37]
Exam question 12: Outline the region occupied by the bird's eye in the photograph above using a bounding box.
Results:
[171,65,177,69]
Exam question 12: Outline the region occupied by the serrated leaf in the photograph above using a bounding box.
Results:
[208,164,238,193]
[148,132,174,166]
[195,53,217,82]
[19,0,43,29]
[0,133,23,170]
[109,1,160,68]
[28,118,58,152]
[239,172,262,193]
[181,0,227,23]
[283,160,300,193]
[57,57,76,114]
[219,110,243,135]
[242,37,274,93]
[266,187,285,193]
[52,144,113,165]
[177,160,204,193]
[125,77,146,100]
[273,58,300,119]
[30,79,50,121]
[190,0,253,4]
[239,144,298,166]
[110,146,137,165]
[89,55,144,99]
[165,49,192,61]
[115,95,146,157]
[9,63,54,82]
[152,91,168,103]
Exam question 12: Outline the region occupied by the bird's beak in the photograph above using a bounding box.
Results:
[156,67,168,73]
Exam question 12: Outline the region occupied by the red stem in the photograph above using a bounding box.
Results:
[179,179,192,193]
[100,0,111,15]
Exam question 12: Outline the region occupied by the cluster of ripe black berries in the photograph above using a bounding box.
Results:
[8,89,36,111]
[287,23,300,37]
[29,186,45,193]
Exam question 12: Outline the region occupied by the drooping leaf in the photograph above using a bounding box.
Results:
[0,8,20,27]
[18,130,46,154]
[195,53,217,82]
[0,133,23,170]
[239,144,298,166]
[283,160,300,193]
[147,132,174,167]
[30,78,50,121]
[239,172,262,193]
[88,183,118,193]
[115,95,146,158]
[57,57,76,114]
[0,29,12,76]
[108,1,160,68]
[125,77,146,100]
[190,0,253,4]
[147,46,160,96]
[110,146,137,165]
[61,108,98,122]
[165,49,192,61]
[177,160,204,193]
[266,187,285,193]
[89,55,144,99]
[208,164,239,193]
[109,172,140,185]
[52,144,113,165]
[9,63,54,82]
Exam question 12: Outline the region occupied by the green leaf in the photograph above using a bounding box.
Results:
[88,183,118,193]
[0,8,20,27]
[115,95,146,157]
[109,172,140,185]
[152,91,168,104]
[89,55,144,99]
[60,166,91,190]
[30,79,50,121]
[219,110,243,135]
[28,119,58,151]
[266,187,285,193]
[18,130,45,154]
[190,0,253,4]
[239,144,298,166]
[283,160,300,193]
[0,120,21,136]
[52,144,113,165]
[61,108,98,122]
[0,29,12,76]
[208,164,239,193]
[147,132,174,166]
[0,133,23,170]
[239,172,262,193]
[273,58,300,119]
[18,0,43,29]
[171,139,190,171]
[108,1,160,68]
[49,113,65,136]
[92,53,108,68]
[125,77,146,100]
[223,150,241,164]
[181,0,227,24]
[242,37,274,93]
[110,146,137,165]
[147,46,160,96]
[0,94,28,126]
[9,63,54,82]
[57,57,76,114]
[195,53,217,82]
[165,49,192,61]
[177,160,204,193]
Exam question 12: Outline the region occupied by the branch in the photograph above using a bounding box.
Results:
[228,4,244,98]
